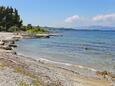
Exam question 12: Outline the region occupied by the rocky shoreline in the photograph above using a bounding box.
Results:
[0,32,114,86]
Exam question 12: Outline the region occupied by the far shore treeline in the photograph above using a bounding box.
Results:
[0,6,48,33]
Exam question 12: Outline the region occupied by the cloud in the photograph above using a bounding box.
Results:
[62,13,115,27]
[64,15,80,23]
[92,13,115,22]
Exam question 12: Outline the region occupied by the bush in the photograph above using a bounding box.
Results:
[0,6,23,32]
[26,27,48,34]
[0,26,4,31]
[8,26,19,32]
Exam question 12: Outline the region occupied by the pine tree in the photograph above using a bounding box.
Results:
[0,6,23,32]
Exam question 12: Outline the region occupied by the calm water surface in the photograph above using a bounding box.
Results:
[15,29,115,72]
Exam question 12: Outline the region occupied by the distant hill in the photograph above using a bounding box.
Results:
[44,26,115,32]
[43,26,115,32]
[43,27,77,33]
[75,26,115,30]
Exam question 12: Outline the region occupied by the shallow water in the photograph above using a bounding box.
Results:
[15,29,115,73]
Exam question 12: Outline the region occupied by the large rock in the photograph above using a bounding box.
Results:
[2,45,12,50]
[2,40,15,44]
[0,41,4,45]
[9,44,17,48]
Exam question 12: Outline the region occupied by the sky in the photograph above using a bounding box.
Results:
[0,0,115,28]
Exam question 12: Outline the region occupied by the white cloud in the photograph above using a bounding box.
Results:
[64,15,80,23]
[62,13,115,27]
[92,13,115,21]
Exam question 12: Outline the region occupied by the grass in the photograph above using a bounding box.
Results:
[14,67,36,79]
[0,59,42,86]
[32,80,41,86]
[0,63,42,86]
[14,67,41,86]
[0,63,5,68]
[26,28,48,34]
[18,81,29,86]
[18,80,41,86]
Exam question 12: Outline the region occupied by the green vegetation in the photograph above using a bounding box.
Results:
[0,59,42,86]
[0,6,22,32]
[14,67,36,79]
[26,27,48,34]
[26,24,48,34]
[18,81,29,86]
[14,67,41,86]
[18,80,41,86]
[32,80,41,86]
[0,6,48,33]
[0,63,6,68]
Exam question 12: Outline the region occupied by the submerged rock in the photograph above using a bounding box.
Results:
[85,47,88,50]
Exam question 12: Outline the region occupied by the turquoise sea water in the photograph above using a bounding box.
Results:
[15,29,115,73]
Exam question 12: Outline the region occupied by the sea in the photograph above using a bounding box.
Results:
[15,28,115,73]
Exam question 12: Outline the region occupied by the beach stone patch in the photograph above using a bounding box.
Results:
[0,67,33,86]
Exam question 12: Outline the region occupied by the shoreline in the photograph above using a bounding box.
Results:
[0,32,114,86]
[15,52,98,77]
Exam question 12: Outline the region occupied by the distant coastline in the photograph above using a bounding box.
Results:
[44,25,115,31]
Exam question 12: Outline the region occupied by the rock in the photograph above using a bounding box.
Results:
[13,37,19,41]
[96,70,115,79]
[0,41,4,45]
[10,40,15,44]
[2,45,12,50]
[96,71,108,78]
[35,34,50,38]
[9,44,17,48]
[10,51,17,55]
[85,47,88,50]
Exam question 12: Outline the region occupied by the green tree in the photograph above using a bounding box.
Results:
[0,6,23,32]
[8,26,19,32]
[27,24,33,30]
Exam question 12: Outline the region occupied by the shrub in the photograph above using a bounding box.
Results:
[26,27,48,34]
[8,26,19,32]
